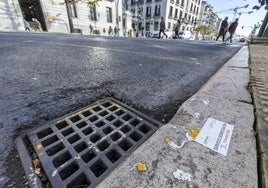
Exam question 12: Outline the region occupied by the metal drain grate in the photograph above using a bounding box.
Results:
[26,98,162,188]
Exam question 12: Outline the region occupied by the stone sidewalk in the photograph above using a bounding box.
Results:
[98,46,259,188]
[250,43,268,188]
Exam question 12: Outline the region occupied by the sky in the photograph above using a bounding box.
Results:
[205,0,267,36]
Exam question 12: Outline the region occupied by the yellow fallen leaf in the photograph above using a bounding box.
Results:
[36,144,42,150]
[135,163,147,171]
[165,137,172,144]
[187,126,201,139]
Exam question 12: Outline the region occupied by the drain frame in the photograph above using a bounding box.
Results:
[17,98,162,188]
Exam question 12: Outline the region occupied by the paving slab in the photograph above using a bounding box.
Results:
[98,46,257,188]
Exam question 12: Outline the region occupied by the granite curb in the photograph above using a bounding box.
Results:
[98,46,258,188]
[249,43,268,188]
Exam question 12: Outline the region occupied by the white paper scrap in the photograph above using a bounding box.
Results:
[173,169,192,182]
[195,117,234,156]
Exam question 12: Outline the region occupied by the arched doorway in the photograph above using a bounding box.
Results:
[18,0,47,31]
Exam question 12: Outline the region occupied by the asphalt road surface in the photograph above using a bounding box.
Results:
[0,32,242,187]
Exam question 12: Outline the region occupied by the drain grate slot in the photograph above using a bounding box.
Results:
[25,98,161,187]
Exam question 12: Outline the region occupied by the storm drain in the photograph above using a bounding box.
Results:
[25,98,162,188]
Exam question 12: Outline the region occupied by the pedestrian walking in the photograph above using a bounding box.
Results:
[89,24,93,35]
[216,17,228,42]
[23,18,30,31]
[225,18,239,43]
[108,26,113,36]
[114,26,118,36]
[159,17,168,39]
[32,18,42,32]
[174,19,181,39]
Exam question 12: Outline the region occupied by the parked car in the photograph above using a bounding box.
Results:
[151,29,174,39]
[178,30,193,39]
[239,38,246,43]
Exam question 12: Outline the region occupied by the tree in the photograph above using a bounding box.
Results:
[195,25,214,39]
[50,0,102,33]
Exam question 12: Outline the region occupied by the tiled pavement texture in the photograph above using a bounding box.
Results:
[250,44,268,187]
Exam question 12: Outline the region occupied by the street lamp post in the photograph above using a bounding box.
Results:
[134,0,141,37]
[115,0,119,36]
[232,4,249,21]
[65,0,75,33]
[237,11,253,19]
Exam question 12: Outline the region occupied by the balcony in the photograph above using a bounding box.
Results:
[146,0,152,3]
[155,0,161,2]
[170,0,174,4]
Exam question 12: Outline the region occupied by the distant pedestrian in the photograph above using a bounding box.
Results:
[225,18,239,43]
[114,26,118,36]
[159,17,168,39]
[32,18,42,32]
[23,18,30,31]
[89,24,93,35]
[108,26,113,36]
[216,17,228,42]
[174,19,181,39]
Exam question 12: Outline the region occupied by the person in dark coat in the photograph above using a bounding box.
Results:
[159,17,168,39]
[216,17,228,42]
[225,18,239,43]
[174,19,181,39]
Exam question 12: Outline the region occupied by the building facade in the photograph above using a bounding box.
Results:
[0,0,133,36]
[1,0,222,39]
[125,0,203,36]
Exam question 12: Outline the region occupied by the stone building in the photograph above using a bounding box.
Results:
[0,0,133,36]
[125,0,203,36]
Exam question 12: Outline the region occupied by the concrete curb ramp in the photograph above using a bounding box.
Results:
[98,46,258,188]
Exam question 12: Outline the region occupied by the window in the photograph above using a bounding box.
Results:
[106,7,112,23]
[146,22,150,31]
[131,0,135,5]
[90,5,97,20]
[146,6,151,17]
[181,0,184,7]
[155,5,160,16]
[179,10,182,19]
[174,8,178,19]
[154,21,159,30]
[168,22,171,29]
[70,0,77,18]
[176,0,179,5]
[138,7,143,15]
[168,6,173,18]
